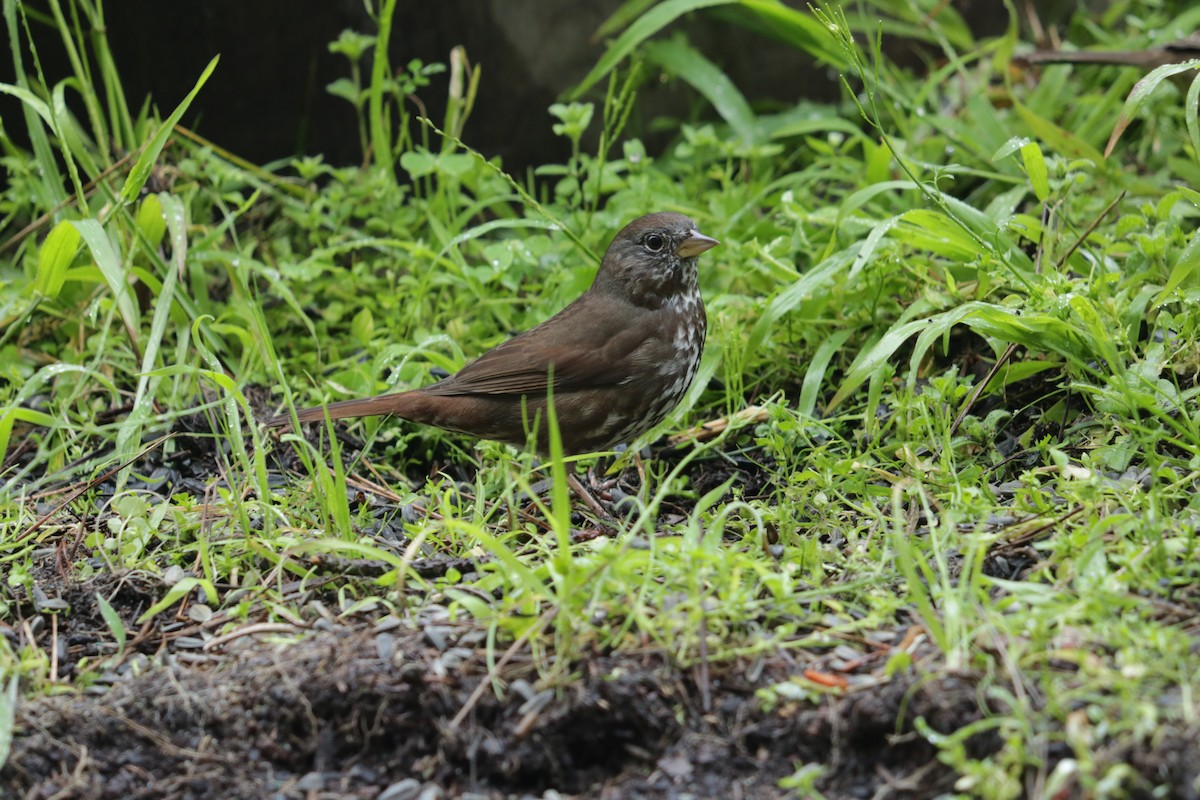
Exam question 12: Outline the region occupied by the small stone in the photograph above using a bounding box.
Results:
[658,754,693,780]
[374,615,404,633]
[296,772,325,791]
[518,689,554,716]
[376,633,396,662]
[424,625,452,651]
[34,597,69,613]
[187,604,213,622]
[173,637,208,650]
[832,645,860,661]
[378,778,422,800]
[416,785,443,800]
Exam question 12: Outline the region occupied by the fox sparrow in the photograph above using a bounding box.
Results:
[267,212,719,455]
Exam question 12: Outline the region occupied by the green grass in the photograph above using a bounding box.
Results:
[4,0,1200,794]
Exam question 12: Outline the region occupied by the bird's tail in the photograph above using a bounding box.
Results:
[264,393,414,429]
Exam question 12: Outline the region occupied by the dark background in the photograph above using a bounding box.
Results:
[2,1,1021,171]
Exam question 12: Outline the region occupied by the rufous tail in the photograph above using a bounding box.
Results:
[265,393,416,428]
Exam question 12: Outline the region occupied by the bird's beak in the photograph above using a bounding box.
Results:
[677,229,720,258]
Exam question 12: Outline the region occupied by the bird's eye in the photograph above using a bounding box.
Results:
[644,234,665,252]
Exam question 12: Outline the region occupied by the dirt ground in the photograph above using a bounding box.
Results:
[3,606,990,800]
[6,564,1198,799]
[5,414,1199,798]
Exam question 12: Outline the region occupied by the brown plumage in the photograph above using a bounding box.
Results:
[266,212,719,455]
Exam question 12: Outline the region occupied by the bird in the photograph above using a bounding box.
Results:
[266,212,719,456]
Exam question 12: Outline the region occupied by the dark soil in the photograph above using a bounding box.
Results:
[3,617,998,800]
[7,569,1200,800]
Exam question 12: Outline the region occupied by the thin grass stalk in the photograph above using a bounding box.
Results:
[368,0,398,177]
[46,0,109,160]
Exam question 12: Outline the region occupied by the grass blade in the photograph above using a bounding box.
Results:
[121,55,219,203]
[570,0,732,99]
[72,219,139,345]
[33,220,81,298]
[0,668,15,770]
[1106,60,1200,157]
[644,37,758,144]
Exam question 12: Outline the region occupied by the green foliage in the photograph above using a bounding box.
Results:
[0,667,15,770]
[3,0,1200,794]
[574,0,851,100]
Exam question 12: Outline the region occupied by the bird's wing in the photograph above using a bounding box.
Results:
[422,333,648,395]
[420,312,656,397]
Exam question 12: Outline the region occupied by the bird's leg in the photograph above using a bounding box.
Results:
[566,472,614,520]
[526,458,614,521]
[589,450,617,493]
[633,448,647,498]
[583,445,647,518]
